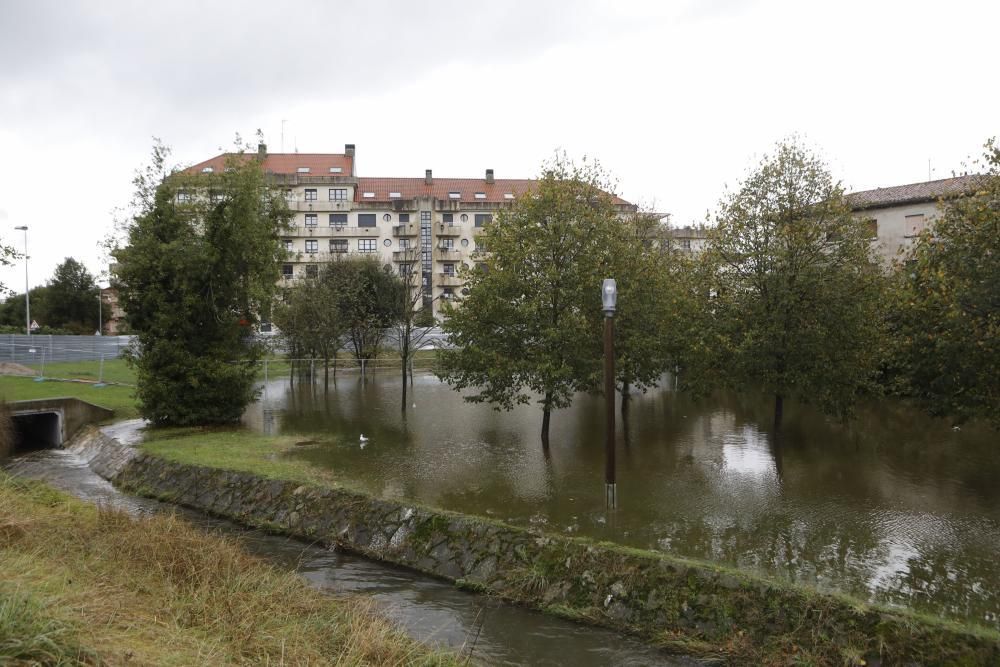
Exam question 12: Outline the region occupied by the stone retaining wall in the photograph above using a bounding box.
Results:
[79,426,1000,665]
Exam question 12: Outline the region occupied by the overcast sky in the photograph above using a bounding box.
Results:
[1,0,997,293]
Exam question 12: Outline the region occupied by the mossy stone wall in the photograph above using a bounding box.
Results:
[76,427,1000,666]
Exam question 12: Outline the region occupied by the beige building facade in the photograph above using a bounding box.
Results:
[188,144,637,317]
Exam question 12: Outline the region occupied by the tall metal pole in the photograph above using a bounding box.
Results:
[604,314,616,509]
[601,278,618,510]
[98,290,103,335]
[15,226,29,337]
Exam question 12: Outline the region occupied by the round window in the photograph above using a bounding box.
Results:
[383,213,392,222]
[460,238,469,247]
[460,213,468,222]
[383,238,392,247]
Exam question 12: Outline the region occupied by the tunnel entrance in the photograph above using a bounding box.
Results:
[11,412,62,453]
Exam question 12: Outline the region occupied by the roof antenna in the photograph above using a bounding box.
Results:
[281,119,287,153]
[928,158,932,181]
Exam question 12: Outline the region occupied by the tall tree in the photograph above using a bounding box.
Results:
[391,247,437,411]
[328,256,404,363]
[437,155,626,449]
[886,139,999,425]
[113,139,292,425]
[272,277,345,388]
[695,140,885,427]
[45,257,99,333]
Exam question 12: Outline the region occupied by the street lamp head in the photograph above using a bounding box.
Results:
[15,225,28,231]
[602,278,617,315]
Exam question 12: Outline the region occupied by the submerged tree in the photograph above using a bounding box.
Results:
[887,139,999,426]
[438,155,633,449]
[113,139,292,425]
[695,140,885,428]
[391,248,437,411]
[326,256,405,363]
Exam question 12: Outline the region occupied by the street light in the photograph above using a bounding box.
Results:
[602,278,617,509]
[14,225,29,337]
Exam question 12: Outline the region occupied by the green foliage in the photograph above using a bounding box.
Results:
[112,139,292,425]
[691,140,886,423]
[438,154,678,442]
[44,258,99,334]
[886,139,1000,425]
[327,256,405,361]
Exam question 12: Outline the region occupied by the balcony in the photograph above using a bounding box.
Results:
[435,249,463,262]
[435,223,462,237]
[438,273,464,287]
[292,200,352,212]
[392,250,419,262]
[393,223,418,237]
[288,226,381,237]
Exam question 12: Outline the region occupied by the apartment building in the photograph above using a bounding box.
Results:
[188,144,637,317]
[845,174,984,264]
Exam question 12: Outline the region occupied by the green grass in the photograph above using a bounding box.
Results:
[0,375,138,419]
[4,358,135,385]
[0,473,459,666]
[141,426,356,488]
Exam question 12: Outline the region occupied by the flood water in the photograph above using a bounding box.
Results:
[4,434,690,666]
[246,371,1000,630]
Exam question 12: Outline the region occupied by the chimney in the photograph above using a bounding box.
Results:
[485,168,494,184]
[344,143,355,157]
[257,143,267,160]
[425,169,433,185]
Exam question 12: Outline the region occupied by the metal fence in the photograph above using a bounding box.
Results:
[0,335,134,383]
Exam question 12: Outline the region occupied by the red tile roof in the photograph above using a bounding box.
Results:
[187,153,354,176]
[846,174,985,210]
[356,176,635,207]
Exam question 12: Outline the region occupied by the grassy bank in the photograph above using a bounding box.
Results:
[0,472,458,666]
[0,375,138,419]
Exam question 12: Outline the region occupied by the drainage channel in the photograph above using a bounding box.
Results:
[4,446,696,666]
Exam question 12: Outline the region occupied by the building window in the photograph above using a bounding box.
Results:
[460,238,469,247]
[460,213,468,222]
[399,213,410,223]
[358,239,377,253]
[281,264,293,279]
[383,213,392,222]
[363,192,375,198]
[329,188,347,201]
[680,239,692,250]
[297,167,311,174]
[503,193,515,200]
[399,263,412,277]
[330,213,347,227]
[474,214,492,227]
[210,192,224,203]
[443,213,454,224]
[865,218,878,239]
[475,241,486,253]
[177,191,192,202]
[358,213,377,228]
[448,191,461,199]
[330,239,348,253]
[305,189,317,201]
[329,167,342,174]
[305,264,318,278]
[305,214,318,227]
[305,239,319,254]
[284,189,295,200]
[442,288,454,300]
[474,192,486,199]
[383,238,392,247]
[283,239,293,252]
[389,191,401,198]
[443,263,455,276]
[905,214,927,237]
[439,239,454,250]
[399,238,411,250]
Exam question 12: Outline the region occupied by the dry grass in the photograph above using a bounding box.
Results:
[0,473,459,666]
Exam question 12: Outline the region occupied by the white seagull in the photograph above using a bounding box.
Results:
[359,434,369,449]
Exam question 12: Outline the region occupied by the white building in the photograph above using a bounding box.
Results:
[188,144,637,317]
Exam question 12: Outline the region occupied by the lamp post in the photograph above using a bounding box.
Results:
[14,225,29,337]
[602,278,617,509]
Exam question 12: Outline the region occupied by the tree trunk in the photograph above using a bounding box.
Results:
[773,393,784,430]
[401,351,409,411]
[323,356,329,391]
[541,390,553,451]
[621,377,631,414]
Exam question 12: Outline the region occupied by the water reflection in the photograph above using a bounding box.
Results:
[244,371,1000,629]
